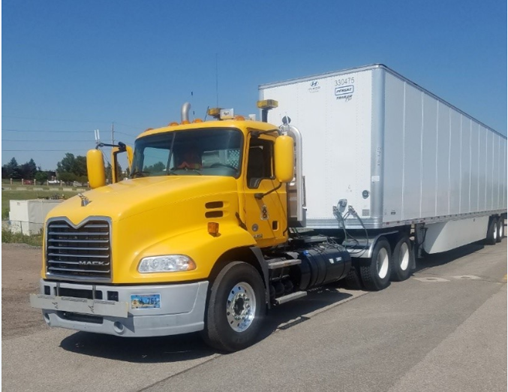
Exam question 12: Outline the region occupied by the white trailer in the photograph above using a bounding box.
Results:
[260,64,506,289]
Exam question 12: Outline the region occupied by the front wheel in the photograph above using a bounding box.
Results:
[202,261,265,352]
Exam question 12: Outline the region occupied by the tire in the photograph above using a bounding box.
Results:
[201,261,265,352]
[391,234,413,282]
[342,264,363,290]
[496,218,504,243]
[360,238,392,291]
[486,217,498,245]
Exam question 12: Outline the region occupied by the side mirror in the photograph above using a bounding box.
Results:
[274,135,294,183]
[112,145,133,167]
[86,149,106,189]
[111,143,133,183]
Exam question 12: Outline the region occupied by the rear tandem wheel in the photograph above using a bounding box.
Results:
[359,237,392,291]
[391,234,413,282]
[486,217,498,245]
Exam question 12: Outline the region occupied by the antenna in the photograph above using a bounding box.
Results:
[215,53,219,106]
[94,129,101,145]
[191,91,195,117]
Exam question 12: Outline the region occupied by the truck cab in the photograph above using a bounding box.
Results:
[31,102,317,352]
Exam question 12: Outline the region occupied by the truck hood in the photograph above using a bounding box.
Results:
[47,176,238,225]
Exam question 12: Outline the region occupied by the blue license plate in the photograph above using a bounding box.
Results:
[130,294,161,309]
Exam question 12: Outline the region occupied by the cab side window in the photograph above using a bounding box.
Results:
[247,139,273,188]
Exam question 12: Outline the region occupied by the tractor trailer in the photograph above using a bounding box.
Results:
[31,64,507,352]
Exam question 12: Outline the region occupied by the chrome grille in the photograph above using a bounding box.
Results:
[46,219,111,281]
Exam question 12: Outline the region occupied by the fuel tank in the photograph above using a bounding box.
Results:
[296,244,351,290]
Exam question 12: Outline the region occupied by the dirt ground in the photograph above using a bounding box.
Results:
[2,243,47,340]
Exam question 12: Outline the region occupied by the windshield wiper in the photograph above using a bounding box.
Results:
[131,170,149,178]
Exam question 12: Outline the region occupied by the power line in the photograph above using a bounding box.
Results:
[3,149,88,152]
[2,128,137,137]
[2,115,112,123]
[114,131,136,137]
[3,139,94,142]
[3,129,93,133]
[113,121,143,131]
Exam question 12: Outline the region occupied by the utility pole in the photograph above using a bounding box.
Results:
[111,122,115,145]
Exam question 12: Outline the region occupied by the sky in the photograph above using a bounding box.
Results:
[2,0,507,171]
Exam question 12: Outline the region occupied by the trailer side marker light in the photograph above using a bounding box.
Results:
[208,222,220,237]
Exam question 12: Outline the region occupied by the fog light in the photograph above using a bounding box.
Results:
[113,321,125,335]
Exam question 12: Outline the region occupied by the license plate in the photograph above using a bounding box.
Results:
[131,294,161,309]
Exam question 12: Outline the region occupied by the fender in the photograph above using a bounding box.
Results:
[120,222,258,283]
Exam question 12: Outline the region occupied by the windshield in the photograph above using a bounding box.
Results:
[131,128,243,178]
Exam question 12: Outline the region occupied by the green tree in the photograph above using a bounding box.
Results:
[145,162,165,173]
[58,172,77,182]
[56,153,76,174]
[19,159,37,180]
[35,171,49,183]
[56,153,87,181]
[2,157,21,179]
[74,155,87,177]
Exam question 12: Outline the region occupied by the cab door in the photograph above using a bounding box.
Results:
[243,135,288,248]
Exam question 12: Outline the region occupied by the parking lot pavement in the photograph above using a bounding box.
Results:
[2,241,506,392]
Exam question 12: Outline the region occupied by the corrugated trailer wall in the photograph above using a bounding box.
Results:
[383,69,507,225]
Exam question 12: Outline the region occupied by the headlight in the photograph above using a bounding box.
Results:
[138,255,196,273]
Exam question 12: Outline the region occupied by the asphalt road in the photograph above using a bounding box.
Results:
[2,240,506,392]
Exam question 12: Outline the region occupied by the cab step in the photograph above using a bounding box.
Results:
[274,291,307,305]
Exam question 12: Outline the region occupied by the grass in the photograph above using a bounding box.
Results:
[2,229,43,247]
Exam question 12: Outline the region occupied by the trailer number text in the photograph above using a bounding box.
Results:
[334,77,355,101]
[335,77,355,86]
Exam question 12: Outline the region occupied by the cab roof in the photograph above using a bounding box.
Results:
[137,119,278,140]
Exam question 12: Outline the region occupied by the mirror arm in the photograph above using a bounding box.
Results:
[255,182,282,200]
[96,142,126,151]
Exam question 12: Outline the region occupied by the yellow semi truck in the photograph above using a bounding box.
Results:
[30,100,353,352]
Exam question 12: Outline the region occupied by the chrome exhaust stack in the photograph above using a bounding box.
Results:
[181,102,191,123]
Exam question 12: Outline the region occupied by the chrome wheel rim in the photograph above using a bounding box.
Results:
[399,243,410,271]
[377,248,389,279]
[226,282,256,332]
